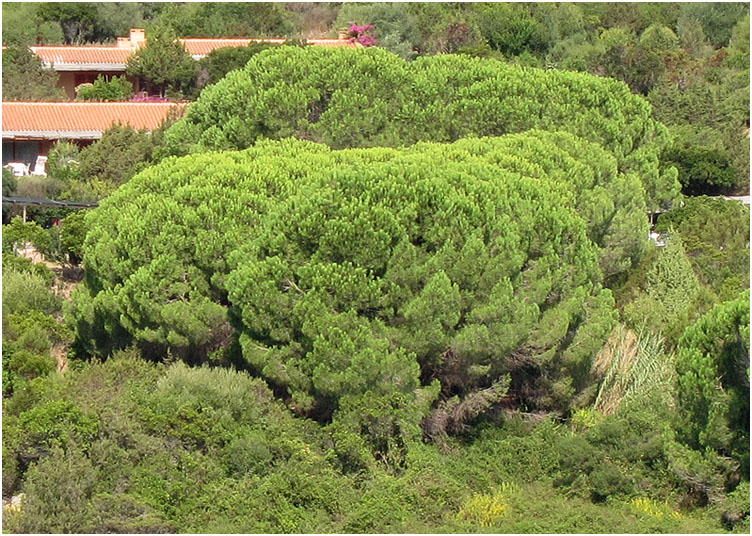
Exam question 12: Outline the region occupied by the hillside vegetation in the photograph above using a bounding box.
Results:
[2,4,749,534]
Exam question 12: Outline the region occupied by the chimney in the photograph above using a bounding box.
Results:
[337,29,349,40]
[130,28,146,47]
[116,37,130,49]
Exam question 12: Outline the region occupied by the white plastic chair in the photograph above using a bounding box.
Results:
[4,162,30,177]
[32,155,48,176]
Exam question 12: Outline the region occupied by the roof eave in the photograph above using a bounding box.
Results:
[44,63,128,71]
[3,131,103,140]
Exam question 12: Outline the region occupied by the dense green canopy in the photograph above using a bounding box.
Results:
[160,46,679,212]
[72,135,622,433]
[676,289,750,466]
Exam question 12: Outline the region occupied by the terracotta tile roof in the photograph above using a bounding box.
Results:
[31,46,133,70]
[2,102,185,139]
[26,38,356,68]
[180,37,357,57]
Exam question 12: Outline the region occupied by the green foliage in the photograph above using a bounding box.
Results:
[720,481,750,531]
[4,447,99,534]
[58,211,88,264]
[77,124,155,188]
[151,2,292,39]
[0,347,742,534]
[12,175,66,221]
[639,24,679,54]
[12,399,99,469]
[619,231,709,347]
[676,14,712,59]
[2,216,52,254]
[663,144,738,195]
[1,252,55,285]
[36,2,98,44]
[162,45,678,211]
[333,2,430,59]
[1,2,63,45]
[646,232,700,317]
[675,290,749,467]
[126,24,197,97]
[75,74,133,102]
[474,3,549,57]
[594,27,667,95]
[1,44,65,101]
[1,5,748,533]
[679,3,750,48]
[726,13,750,69]
[2,166,18,196]
[656,196,750,300]
[46,140,81,184]
[196,42,283,93]
[648,42,750,195]
[77,137,619,434]
[3,167,18,223]
[2,268,61,318]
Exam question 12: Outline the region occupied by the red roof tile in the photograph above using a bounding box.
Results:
[180,38,357,56]
[31,46,133,70]
[27,38,357,69]
[2,102,185,139]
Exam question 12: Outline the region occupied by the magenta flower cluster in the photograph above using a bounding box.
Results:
[348,23,377,47]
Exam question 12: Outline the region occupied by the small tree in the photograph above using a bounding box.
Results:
[3,168,18,223]
[78,124,155,187]
[2,44,65,101]
[676,290,749,473]
[195,42,282,93]
[36,2,97,44]
[662,144,738,196]
[47,141,81,184]
[646,231,700,317]
[126,25,196,98]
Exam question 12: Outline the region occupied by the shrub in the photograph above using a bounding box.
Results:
[46,140,81,183]
[663,144,738,195]
[2,268,61,316]
[195,41,283,93]
[3,448,98,534]
[2,253,55,285]
[78,123,155,187]
[656,196,750,300]
[76,74,133,101]
[675,290,749,468]
[2,216,52,253]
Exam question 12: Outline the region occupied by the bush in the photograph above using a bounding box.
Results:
[2,253,55,285]
[675,290,749,467]
[2,268,61,316]
[77,123,155,187]
[663,144,738,195]
[656,196,750,300]
[195,41,284,93]
[2,216,52,253]
[59,210,88,264]
[47,140,81,183]
[3,448,98,534]
[75,74,133,101]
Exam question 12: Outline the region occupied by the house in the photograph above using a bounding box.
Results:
[30,28,357,100]
[2,101,184,169]
[31,29,146,100]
